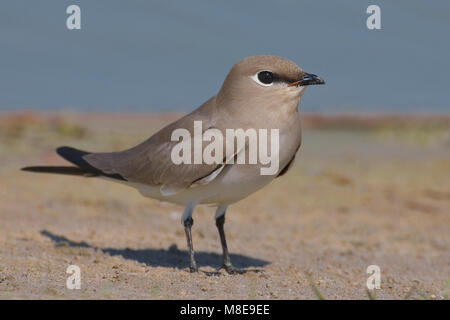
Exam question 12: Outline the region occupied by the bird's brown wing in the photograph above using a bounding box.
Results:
[82,97,234,195]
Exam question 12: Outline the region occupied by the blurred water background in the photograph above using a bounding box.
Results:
[0,0,449,113]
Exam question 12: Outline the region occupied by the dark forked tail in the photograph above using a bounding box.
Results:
[21,146,126,180]
[21,166,94,176]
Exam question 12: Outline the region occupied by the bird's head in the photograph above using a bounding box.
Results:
[217,55,325,116]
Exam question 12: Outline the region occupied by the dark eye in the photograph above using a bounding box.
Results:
[257,71,274,85]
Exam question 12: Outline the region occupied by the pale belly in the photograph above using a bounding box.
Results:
[120,163,276,206]
[119,144,297,206]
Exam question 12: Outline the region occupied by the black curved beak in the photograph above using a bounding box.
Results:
[288,73,325,87]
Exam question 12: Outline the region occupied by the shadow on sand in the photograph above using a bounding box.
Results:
[40,230,269,272]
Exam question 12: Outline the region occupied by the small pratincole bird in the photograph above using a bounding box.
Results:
[22,55,325,274]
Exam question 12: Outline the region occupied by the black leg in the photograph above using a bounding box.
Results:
[183,217,198,272]
[215,213,244,274]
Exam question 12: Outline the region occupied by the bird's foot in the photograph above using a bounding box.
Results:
[189,264,198,273]
[221,262,245,275]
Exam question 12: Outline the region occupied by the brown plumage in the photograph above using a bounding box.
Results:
[22,55,325,273]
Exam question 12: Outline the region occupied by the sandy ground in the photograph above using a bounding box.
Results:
[0,111,449,299]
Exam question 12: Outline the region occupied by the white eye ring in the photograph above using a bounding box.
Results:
[251,70,274,87]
